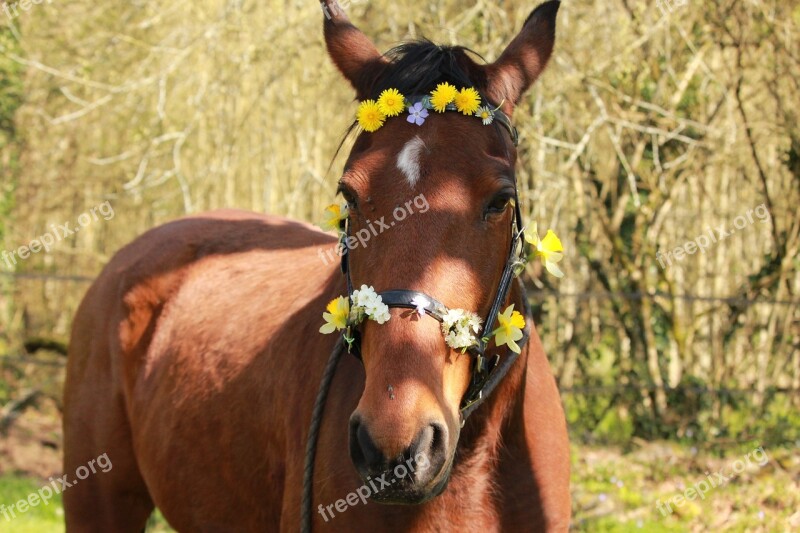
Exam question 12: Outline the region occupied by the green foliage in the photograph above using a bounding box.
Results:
[0,24,23,234]
[0,24,23,357]
[0,25,24,146]
[565,372,798,450]
[595,406,635,444]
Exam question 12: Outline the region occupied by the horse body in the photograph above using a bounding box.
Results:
[65,1,571,530]
[64,209,569,531]
[64,211,335,529]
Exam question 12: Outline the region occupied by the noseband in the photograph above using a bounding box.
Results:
[339,107,530,421]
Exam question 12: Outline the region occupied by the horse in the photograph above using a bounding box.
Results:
[63,1,570,530]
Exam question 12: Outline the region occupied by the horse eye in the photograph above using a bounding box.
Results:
[339,187,358,211]
[485,192,514,217]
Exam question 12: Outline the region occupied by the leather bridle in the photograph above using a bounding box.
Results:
[301,102,533,533]
[337,106,530,421]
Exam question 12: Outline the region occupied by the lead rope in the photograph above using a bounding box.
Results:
[301,337,345,533]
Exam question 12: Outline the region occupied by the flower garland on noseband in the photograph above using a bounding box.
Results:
[318,204,565,354]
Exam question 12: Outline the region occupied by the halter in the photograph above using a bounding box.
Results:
[338,106,529,421]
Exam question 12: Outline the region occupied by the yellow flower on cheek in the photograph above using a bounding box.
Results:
[320,203,348,232]
[525,223,565,278]
[320,296,350,334]
[491,304,526,353]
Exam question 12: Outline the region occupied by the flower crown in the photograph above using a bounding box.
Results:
[356,83,501,133]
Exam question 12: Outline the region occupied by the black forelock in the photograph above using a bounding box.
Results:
[363,40,490,101]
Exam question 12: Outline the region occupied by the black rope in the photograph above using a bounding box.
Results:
[301,337,345,533]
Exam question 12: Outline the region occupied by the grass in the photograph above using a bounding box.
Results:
[571,442,800,532]
[0,475,174,532]
[0,475,63,531]
[1,443,797,531]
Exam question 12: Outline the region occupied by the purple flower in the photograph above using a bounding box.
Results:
[407,102,429,126]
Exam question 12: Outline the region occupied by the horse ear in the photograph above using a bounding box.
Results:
[484,1,560,111]
[321,0,387,100]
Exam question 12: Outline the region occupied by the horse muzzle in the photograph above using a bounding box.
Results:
[348,414,455,503]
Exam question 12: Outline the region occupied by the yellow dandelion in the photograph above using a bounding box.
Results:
[454,87,481,116]
[377,88,406,117]
[357,100,386,132]
[430,82,457,113]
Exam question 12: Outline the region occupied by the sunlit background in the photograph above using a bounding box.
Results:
[1,0,798,530]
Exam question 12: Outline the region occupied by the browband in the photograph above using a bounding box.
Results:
[401,92,519,147]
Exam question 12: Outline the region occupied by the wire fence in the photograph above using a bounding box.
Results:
[3,347,799,396]
[0,271,94,283]
[0,354,65,368]
[4,352,799,399]
[2,271,797,394]
[3,270,798,306]
[559,384,800,395]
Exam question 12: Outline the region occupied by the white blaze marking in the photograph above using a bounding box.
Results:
[396,136,426,187]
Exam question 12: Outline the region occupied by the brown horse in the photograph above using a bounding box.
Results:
[63,1,570,531]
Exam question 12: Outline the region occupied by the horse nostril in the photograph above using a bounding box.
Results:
[357,424,383,467]
[430,422,446,456]
[410,424,434,459]
[409,423,447,473]
[349,417,384,476]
